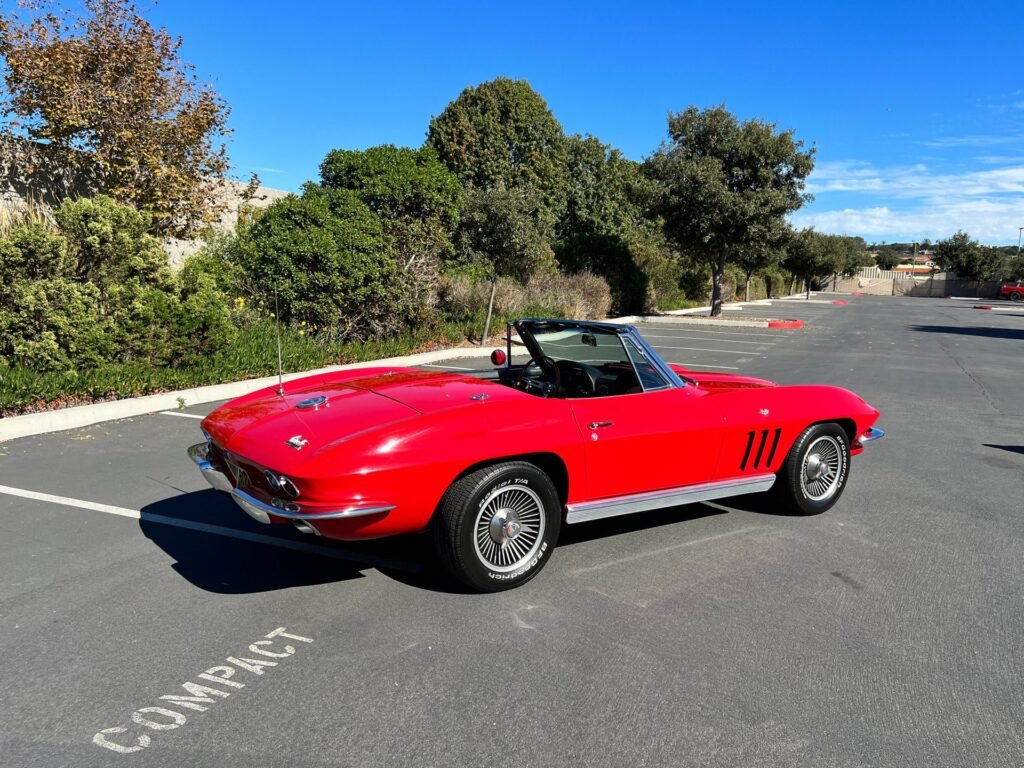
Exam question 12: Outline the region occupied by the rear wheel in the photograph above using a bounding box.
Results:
[775,423,851,515]
[1010,291,1022,302]
[434,462,561,592]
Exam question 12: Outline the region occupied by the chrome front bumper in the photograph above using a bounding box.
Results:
[188,442,394,531]
[187,442,233,493]
[859,427,885,443]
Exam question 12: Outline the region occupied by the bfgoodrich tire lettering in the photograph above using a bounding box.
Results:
[776,423,851,515]
[434,462,561,592]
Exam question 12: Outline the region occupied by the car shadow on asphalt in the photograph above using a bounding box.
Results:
[983,444,1024,456]
[910,324,1024,340]
[138,490,439,594]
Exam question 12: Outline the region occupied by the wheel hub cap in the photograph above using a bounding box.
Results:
[489,510,523,542]
[474,485,546,573]
[800,436,844,501]
[805,454,823,480]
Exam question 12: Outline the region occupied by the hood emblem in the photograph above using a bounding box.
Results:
[759,408,770,416]
[286,435,309,450]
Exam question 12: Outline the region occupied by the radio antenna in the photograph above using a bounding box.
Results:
[274,287,284,396]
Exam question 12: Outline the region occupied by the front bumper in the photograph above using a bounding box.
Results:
[858,427,885,444]
[187,442,233,493]
[188,442,395,532]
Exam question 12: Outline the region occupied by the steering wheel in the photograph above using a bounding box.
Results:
[514,355,561,395]
[557,360,597,396]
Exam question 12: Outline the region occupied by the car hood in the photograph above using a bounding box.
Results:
[201,369,517,470]
[673,368,776,393]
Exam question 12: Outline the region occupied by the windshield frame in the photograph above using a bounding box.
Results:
[512,319,685,392]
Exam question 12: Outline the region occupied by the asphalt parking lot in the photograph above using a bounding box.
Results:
[1,295,1022,767]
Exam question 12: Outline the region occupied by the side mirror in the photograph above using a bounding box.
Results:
[490,349,507,366]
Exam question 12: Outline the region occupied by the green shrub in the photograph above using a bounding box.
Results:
[234,187,419,341]
[56,195,167,284]
[0,196,234,372]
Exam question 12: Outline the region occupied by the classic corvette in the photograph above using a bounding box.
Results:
[189,319,883,591]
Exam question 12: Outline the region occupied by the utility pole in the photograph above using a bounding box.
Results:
[1017,227,1023,260]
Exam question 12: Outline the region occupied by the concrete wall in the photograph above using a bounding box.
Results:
[833,273,1006,298]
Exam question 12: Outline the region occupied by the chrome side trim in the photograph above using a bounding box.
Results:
[859,427,885,443]
[229,488,394,526]
[187,442,233,493]
[565,474,776,525]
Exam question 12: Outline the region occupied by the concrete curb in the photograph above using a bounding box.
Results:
[0,345,499,443]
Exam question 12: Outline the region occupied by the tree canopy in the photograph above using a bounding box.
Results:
[644,105,814,315]
[934,230,1004,282]
[318,145,462,286]
[426,78,568,237]
[0,0,231,236]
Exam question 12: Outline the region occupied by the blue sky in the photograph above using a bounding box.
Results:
[144,0,1024,245]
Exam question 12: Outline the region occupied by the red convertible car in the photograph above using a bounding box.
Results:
[189,319,883,591]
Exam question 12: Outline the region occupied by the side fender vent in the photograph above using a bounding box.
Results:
[741,428,782,471]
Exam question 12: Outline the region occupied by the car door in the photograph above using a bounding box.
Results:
[568,350,726,502]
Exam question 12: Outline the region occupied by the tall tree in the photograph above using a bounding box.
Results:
[784,228,836,298]
[318,145,462,288]
[453,186,556,282]
[934,230,1003,282]
[426,78,567,240]
[555,134,675,312]
[0,0,230,236]
[644,105,814,315]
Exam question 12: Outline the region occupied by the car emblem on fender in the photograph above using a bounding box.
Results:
[286,435,309,450]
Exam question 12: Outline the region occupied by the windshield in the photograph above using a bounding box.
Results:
[530,325,631,366]
[515,321,680,395]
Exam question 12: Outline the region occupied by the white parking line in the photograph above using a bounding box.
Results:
[0,484,422,572]
[639,327,784,338]
[159,411,205,420]
[650,344,761,355]
[643,333,775,346]
[666,362,740,370]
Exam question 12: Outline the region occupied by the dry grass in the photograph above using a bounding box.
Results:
[438,271,612,321]
[0,195,56,238]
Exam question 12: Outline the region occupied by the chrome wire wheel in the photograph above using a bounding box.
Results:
[473,485,546,573]
[800,436,843,501]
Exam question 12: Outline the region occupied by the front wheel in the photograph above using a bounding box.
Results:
[775,423,851,515]
[434,462,561,592]
[1010,292,1022,302]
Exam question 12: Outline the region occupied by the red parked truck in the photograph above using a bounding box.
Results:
[998,282,1024,301]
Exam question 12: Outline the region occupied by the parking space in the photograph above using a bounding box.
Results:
[1,295,1023,767]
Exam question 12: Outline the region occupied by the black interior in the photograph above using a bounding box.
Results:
[498,359,642,398]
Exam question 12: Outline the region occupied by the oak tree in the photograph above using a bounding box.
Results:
[0,0,230,236]
[644,106,814,315]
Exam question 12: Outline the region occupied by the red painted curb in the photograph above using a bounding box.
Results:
[832,300,849,305]
[850,292,862,296]
[768,319,804,329]
[974,305,993,310]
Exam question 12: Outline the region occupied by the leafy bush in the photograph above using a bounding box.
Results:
[234,186,420,341]
[319,145,462,294]
[0,196,234,372]
[453,186,557,282]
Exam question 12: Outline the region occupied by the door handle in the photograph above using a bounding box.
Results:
[588,421,613,430]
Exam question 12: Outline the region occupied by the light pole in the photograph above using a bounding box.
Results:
[1017,227,1023,260]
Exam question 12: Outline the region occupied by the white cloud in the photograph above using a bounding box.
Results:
[792,200,1024,244]
[798,158,1024,243]
[807,160,1024,200]
[922,134,1024,148]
